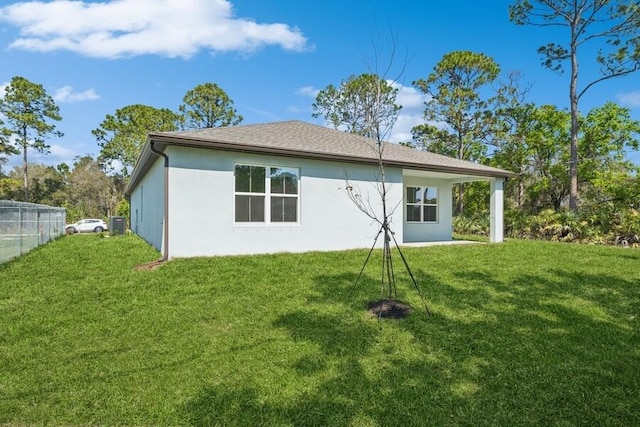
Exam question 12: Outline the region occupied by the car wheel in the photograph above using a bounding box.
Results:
[94,226,104,233]
[66,227,76,234]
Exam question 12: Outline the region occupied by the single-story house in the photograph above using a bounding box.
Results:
[124,120,516,259]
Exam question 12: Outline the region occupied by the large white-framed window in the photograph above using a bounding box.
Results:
[406,186,438,223]
[234,164,299,224]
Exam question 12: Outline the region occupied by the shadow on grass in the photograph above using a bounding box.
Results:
[184,356,453,426]
[183,307,456,426]
[182,270,462,426]
[402,268,640,425]
[181,253,640,426]
[272,310,377,356]
[306,271,379,310]
[308,263,440,315]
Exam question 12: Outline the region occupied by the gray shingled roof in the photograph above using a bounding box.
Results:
[155,121,513,175]
[126,120,515,194]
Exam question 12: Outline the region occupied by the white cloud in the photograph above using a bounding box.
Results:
[291,86,319,114]
[390,113,423,143]
[300,81,429,143]
[47,143,78,162]
[296,86,320,98]
[53,86,100,103]
[617,90,640,108]
[389,82,429,143]
[297,82,429,108]
[391,81,430,110]
[0,0,310,59]
[286,105,309,114]
[3,82,99,104]
[3,143,80,171]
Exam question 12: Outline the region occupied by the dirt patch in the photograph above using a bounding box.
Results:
[133,260,166,271]
[367,299,412,319]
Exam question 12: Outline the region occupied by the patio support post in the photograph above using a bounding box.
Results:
[490,178,504,243]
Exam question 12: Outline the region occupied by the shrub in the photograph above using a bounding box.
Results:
[453,213,489,236]
[610,208,640,247]
[451,207,637,247]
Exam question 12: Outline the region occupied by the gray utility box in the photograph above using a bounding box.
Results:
[109,216,126,235]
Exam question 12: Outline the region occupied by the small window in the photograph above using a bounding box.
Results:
[406,186,438,223]
[235,165,299,224]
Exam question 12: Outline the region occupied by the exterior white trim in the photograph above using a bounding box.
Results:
[490,178,505,243]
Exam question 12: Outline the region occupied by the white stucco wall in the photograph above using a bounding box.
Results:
[129,156,165,254]
[402,176,454,243]
[164,146,405,257]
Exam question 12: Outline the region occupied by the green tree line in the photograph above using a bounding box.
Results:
[0,81,243,222]
[312,64,639,245]
[1,0,638,243]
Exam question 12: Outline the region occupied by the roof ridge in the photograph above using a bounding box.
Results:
[144,120,515,178]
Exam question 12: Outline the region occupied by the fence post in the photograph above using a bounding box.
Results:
[48,209,52,243]
[37,207,41,245]
[18,204,23,256]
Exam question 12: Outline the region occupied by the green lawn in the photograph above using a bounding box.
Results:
[1,235,639,426]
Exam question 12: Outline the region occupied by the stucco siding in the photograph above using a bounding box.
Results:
[165,146,404,257]
[402,176,454,243]
[129,156,165,254]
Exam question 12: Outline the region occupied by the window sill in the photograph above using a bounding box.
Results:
[233,222,301,227]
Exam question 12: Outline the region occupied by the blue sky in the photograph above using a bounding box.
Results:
[1,0,639,172]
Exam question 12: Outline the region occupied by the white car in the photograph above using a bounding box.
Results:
[65,218,108,234]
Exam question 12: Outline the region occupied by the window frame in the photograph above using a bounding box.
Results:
[405,186,438,223]
[234,164,300,225]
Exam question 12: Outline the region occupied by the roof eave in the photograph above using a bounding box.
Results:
[124,137,156,196]
[142,133,517,179]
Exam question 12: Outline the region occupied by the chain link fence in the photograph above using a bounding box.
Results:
[0,200,66,264]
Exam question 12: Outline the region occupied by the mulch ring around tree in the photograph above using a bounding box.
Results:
[367,299,412,319]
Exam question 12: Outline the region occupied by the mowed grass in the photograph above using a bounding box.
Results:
[1,235,639,426]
